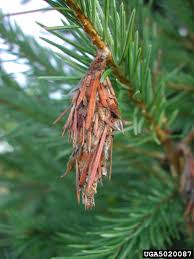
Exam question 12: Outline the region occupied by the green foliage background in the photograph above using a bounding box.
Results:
[0,0,194,258]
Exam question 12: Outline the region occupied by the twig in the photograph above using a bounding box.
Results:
[38,0,181,176]
[62,0,183,176]
[64,0,169,142]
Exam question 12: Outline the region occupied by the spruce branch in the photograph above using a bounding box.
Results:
[40,0,187,188]
[58,0,183,180]
[54,175,181,258]
[39,0,189,196]
[1,0,194,256]
[45,2,194,221]
[61,0,169,143]
[113,190,177,258]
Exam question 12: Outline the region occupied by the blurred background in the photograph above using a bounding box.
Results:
[1,0,64,93]
[0,0,194,258]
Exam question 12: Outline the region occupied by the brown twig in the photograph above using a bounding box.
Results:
[61,0,185,178]
[64,0,170,142]
[40,0,194,226]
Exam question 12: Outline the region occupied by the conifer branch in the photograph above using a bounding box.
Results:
[46,0,190,207]
[114,190,176,258]
[1,1,194,255]
[63,0,169,143]
[61,0,183,179]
